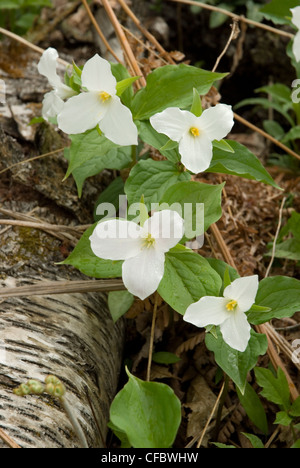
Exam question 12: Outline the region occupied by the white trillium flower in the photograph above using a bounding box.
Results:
[38,48,77,120]
[183,275,259,352]
[291,7,300,62]
[57,54,138,146]
[90,210,184,300]
[150,104,234,174]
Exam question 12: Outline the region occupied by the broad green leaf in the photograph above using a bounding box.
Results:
[131,64,227,120]
[111,63,135,107]
[263,120,285,140]
[206,329,268,393]
[247,276,300,325]
[190,87,202,117]
[93,176,125,222]
[237,382,268,434]
[108,290,134,323]
[124,159,190,209]
[259,0,299,25]
[254,367,291,411]
[242,433,265,448]
[136,120,181,164]
[274,411,293,426]
[109,369,181,448]
[158,245,222,315]
[159,181,224,236]
[152,352,181,365]
[206,258,240,294]
[66,145,131,198]
[62,223,123,278]
[212,139,234,153]
[277,211,300,241]
[281,126,300,144]
[291,439,300,448]
[234,98,294,127]
[256,83,293,104]
[208,140,280,189]
[65,129,119,178]
[267,238,300,261]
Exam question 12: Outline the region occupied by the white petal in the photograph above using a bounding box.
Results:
[99,96,138,146]
[122,249,165,300]
[57,91,106,134]
[184,296,229,328]
[81,54,117,94]
[42,91,64,120]
[38,47,61,89]
[143,210,184,252]
[293,31,300,63]
[224,275,259,313]
[198,104,234,141]
[150,108,196,142]
[90,219,144,261]
[179,131,213,173]
[291,7,300,30]
[220,311,251,352]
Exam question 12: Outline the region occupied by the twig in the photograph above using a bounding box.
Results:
[196,380,226,448]
[146,292,159,382]
[212,19,240,73]
[264,197,286,278]
[0,27,69,66]
[61,397,89,449]
[116,0,175,64]
[0,427,21,449]
[98,0,146,87]
[234,113,300,162]
[81,0,123,64]
[0,148,65,176]
[0,279,125,299]
[166,0,294,39]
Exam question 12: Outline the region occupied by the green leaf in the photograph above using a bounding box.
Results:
[190,87,202,117]
[62,223,123,278]
[267,238,300,261]
[256,83,293,104]
[93,176,125,222]
[116,76,140,98]
[274,411,293,426]
[212,139,234,153]
[109,369,181,448]
[259,0,299,25]
[159,181,224,237]
[234,98,294,127]
[254,367,291,411]
[108,290,134,323]
[124,159,190,209]
[242,433,265,448]
[291,439,300,448]
[237,382,268,434]
[131,64,227,120]
[137,120,181,164]
[206,329,268,393]
[65,129,119,178]
[205,258,240,294]
[158,245,222,315]
[281,126,300,144]
[212,442,236,448]
[290,396,300,417]
[247,276,300,325]
[208,140,280,189]
[152,352,181,365]
[111,63,135,107]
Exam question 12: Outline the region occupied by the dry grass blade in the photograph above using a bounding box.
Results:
[0,428,21,449]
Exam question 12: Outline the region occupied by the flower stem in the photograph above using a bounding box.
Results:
[60,396,89,448]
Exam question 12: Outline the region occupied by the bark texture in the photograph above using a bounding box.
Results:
[0,46,124,447]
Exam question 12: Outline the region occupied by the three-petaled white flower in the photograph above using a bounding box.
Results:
[38,48,77,121]
[57,54,138,146]
[90,210,184,300]
[150,104,234,174]
[291,7,300,62]
[183,275,259,352]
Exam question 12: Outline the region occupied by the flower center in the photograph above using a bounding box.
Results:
[189,126,200,137]
[99,91,111,102]
[142,233,156,249]
[226,300,238,311]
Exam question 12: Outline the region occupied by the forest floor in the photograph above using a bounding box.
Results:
[0,0,299,449]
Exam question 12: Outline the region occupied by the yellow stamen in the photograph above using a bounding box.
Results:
[142,233,156,249]
[99,91,111,102]
[189,127,200,137]
[226,300,238,311]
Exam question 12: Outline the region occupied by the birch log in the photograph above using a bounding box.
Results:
[0,117,124,448]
